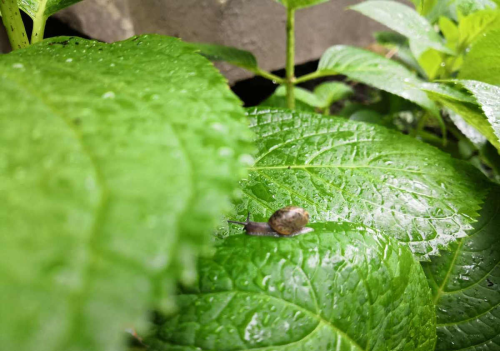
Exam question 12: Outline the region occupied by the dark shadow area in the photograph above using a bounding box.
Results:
[20,12,90,41]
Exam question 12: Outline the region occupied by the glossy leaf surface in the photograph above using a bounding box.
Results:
[0,36,253,351]
[231,108,487,260]
[424,81,500,151]
[460,29,500,85]
[17,0,82,18]
[351,1,454,57]
[423,187,500,351]
[318,45,439,115]
[148,223,436,351]
[274,0,329,10]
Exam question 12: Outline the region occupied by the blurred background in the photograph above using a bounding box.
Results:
[0,0,409,103]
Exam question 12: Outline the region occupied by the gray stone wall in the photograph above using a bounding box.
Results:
[1,0,410,82]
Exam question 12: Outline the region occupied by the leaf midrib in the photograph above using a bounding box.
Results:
[182,290,366,351]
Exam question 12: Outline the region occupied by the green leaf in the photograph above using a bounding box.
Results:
[273,0,329,10]
[318,45,439,115]
[351,1,454,58]
[423,186,500,351]
[17,0,83,18]
[314,82,354,108]
[233,108,488,260]
[457,9,500,48]
[418,49,443,80]
[410,0,439,15]
[422,81,500,150]
[460,29,500,85]
[373,31,425,75]
[147,222,436,351]
[0,35,253,351]
[183,42,258,71]
[260,87,318,112]
[439,16,459,46]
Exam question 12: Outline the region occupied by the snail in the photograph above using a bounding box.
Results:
[228,206,314,237]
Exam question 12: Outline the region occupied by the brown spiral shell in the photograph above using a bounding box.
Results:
[268,206,309,235]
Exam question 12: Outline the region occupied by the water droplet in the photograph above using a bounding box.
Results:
[102,91,115,99]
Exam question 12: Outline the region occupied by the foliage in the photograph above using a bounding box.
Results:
[1,0,499,350]
[0,36,253,351]
[423,186,500,350]
[148,222,436,351]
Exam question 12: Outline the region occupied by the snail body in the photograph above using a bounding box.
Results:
[228,206,313,237]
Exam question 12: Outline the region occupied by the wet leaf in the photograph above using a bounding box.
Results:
[0,36,253,351]
[423,186,500,351]
[147,222,436,351]
[317,46,439,115]
[460,29,500,85]
[423,81,500,151]
[351,1,454,58]
[17,0,83,18]
[230,108,488,260]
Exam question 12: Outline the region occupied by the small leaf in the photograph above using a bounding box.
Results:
[423,186,500,351]
[273,0,330,10]
[318,45,439,114]
[457,9,500,48]
[234,108,488,260]
[0,35,253,351]
[460,29,500,85]
[409,0,439,16]
[260,86,318,112]
[351,1,454,58]
[374,31,425,75]
[422,81,500,150]
[18,0,83,18]
[439,16,460,45]
[183,42,259,71]
[418,49,444,80]
[314,82,354,108]
[148,223,436,351]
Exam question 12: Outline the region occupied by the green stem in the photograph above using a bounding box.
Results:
[31,14,47,44]
[0,0,29,50]
[253,68,285,85]
[295,71,334,84]
[286,7,296,109]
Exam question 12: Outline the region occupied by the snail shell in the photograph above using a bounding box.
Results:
[228,206,313,237]
[268,206,310,235]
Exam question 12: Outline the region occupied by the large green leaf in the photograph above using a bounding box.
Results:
[460,29,500,85]
[317,45,439,115]
[147,223,436,351]
[229,108,488,260]
[17,0,82,18]
[423,186,500,351]
[0,36,253,351]
[457,9,500,48]
[351,1,454,58]
[274,0,329,10]
[423,81,500,151]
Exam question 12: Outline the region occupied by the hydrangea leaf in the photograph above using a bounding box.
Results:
[16,0,83,18]
[314,82,354,108]
[460,29,500,86]
[147,222,436,351]
[423,186,500,351]
[317,45,439,115]
[423,81,500,151]
[0,35,253,351]
[229,108,488,260]
[351,1,454,58]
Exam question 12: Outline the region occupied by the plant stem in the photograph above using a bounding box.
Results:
[31,14,47,44]
[0,0,29,50]
[253,68,285,85]
[285,7,296,109]
[295,71,333,84]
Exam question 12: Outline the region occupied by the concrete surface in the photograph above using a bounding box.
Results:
[1,0,409,83]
